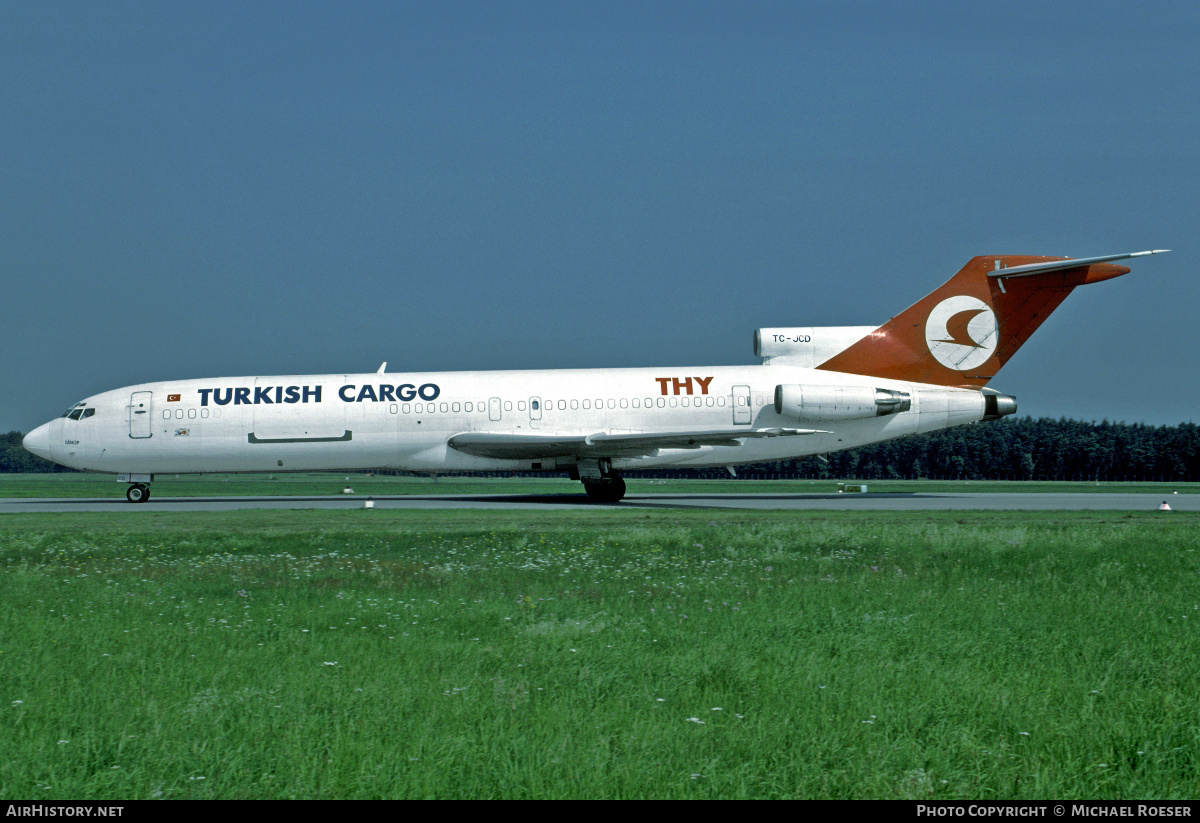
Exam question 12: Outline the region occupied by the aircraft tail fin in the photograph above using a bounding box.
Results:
[815,250,1168,387]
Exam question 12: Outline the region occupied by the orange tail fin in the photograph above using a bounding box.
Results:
[816,251,1167,387]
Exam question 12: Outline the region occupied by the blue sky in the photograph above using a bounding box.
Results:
[2,0,1196,433]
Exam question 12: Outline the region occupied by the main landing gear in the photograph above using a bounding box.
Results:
[125,483,151,503]
[583,474,626,503]
[572,459,626,503]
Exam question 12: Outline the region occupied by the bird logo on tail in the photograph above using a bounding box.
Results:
[925,296,997,371]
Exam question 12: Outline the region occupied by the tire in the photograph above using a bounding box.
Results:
[126,484,150,503]
[583,475,626,503]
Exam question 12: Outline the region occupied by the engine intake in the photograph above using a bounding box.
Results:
[774,384,911,421]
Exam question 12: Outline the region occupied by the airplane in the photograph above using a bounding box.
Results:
[22,249,1168,504]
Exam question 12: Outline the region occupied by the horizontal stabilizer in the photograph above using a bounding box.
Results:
[988,250,1169,279]
[448,428,824,460]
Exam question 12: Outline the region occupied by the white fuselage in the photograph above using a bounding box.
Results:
[28,364,988,476]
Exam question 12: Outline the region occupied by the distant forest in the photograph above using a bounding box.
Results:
[674,417,1200,482]
[1,432,74,473]
[4,418,1199,481]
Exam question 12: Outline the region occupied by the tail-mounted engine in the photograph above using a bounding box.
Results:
[982,392,1018,421]
[774,384,911,422]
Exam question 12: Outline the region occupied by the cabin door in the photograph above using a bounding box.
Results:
[732,385,752,425]
[129,391,153,438]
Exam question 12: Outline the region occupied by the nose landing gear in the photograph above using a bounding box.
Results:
[125,483,151,503]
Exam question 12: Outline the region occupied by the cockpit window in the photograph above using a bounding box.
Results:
[67,409,84,420]
[81,408,96,419]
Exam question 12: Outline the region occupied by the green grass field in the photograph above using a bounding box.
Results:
[2,506,1198,798]
[2,471,1198,499]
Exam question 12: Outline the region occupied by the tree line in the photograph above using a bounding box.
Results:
[664,417,1200,482]
[0,432,74,473]
[4,418,1199,481]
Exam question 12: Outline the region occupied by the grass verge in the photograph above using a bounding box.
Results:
[1,509,1197,798]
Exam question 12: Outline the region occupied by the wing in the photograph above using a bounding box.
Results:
[447,428,826,459]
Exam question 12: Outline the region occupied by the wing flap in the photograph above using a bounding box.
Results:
[447,428,825,460]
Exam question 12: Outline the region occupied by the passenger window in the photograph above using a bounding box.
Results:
[620,398,628,409]
[606,399,614,409]
[464,402,473,413]
[188,409,196,419]
[669,397,678,407]
[718,396,726,406]
[414,403,423,413]
[517,401,526,411]
[681,397,690,407]
[706,397,714,406]
[632,398,640,408]
[403,403,411,413]
[503,401,512,411]
[440,402,448,413]
[162,410,171,420]
[570,399,578,410]
[583,400,591,410]
[201,408,209,418]
[176,409,184,419]
[558,400,565,410]
[390,404,398,414]
[452,402,461,413]
[657,398,665,408]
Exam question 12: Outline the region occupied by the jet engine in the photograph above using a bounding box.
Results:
[774,384,911,421]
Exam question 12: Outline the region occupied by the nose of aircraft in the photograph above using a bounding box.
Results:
[22,422,54,460]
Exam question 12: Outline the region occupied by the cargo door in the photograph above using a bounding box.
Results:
[249,379,348,443]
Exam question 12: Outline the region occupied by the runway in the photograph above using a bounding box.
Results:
[2,492,1195,513]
